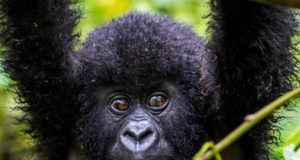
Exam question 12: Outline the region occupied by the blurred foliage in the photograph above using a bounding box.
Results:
[77,0,210,39]
[0,86,34,160]
[0,0,299,160]
[272,99,300,160]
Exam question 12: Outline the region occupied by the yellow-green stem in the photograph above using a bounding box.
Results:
[193,87,300,160]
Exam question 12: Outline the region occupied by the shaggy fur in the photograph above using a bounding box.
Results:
[0,0,298,159]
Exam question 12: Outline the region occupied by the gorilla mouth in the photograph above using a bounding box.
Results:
[111,136,172,160]
[132,152,149,160]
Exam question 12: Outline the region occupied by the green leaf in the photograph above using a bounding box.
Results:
[285,127,300,150]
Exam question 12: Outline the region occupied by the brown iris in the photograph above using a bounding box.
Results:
[112,99,129,111]
[149,95,167,107]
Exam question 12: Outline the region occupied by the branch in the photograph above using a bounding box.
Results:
[193,87,300,160]
[250,0,300,8]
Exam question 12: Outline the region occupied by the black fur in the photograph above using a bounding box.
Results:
[209,1,299,159]
[0,0,81,159]
[0,0,298,159]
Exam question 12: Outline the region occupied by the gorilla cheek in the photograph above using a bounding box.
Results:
[79,111,119,158]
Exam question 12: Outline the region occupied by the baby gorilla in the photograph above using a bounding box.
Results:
[0,0,298,160]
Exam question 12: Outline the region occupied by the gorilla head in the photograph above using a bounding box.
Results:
[76,13,214,160]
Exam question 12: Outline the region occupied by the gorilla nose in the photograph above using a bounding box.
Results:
[120,120,158,152]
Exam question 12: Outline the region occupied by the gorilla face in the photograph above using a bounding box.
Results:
[99,81,176,160]
[79,81,209,160]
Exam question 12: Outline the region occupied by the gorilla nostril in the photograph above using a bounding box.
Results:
[123,130,136,141]
[139,130,153,142]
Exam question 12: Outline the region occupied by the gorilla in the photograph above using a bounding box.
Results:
[0,0,298,160]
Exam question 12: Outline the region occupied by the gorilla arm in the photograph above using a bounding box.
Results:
[0,0,80,159]
[209,0,298,159]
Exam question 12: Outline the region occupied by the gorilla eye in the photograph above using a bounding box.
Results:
[112,99,129,111]
[149,95,167,107]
